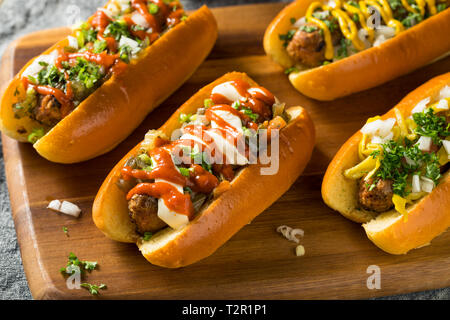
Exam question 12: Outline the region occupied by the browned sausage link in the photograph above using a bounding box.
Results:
[33,95,62,127]
[286,23,327,67]
[128,194,167,234]
[286,17,342,67]
[358,177,394,213]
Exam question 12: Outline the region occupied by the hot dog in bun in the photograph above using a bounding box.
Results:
[263,0,450,100]
[0,0,217,163]
[322,73,450,254]
[93,72,315,267]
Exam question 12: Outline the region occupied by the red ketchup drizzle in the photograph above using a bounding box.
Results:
[91,10,117,52]
[126,181,194,219]
[210,80,274,122]
[131,0,159,33]
[35,85,73,117]
[206,104,258,131]
[121,145,219,217]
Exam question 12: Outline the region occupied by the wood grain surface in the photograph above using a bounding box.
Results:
[1,3,450,299]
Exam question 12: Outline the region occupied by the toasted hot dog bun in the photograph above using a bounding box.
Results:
[322,73,450,254]
[263,1,450,101]
[93,72,315,267]
[0,5,217,163]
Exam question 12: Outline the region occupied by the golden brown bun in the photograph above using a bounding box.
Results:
[322,72,450,254]
[0,5,218,163]
[263,1,450,101]
[93,72,316,267]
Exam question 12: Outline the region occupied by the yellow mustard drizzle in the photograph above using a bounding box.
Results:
[304,0,438,61]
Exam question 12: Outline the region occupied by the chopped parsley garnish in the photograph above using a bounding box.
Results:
[336,39,354,59]
[64,57,103,89]
[437,3,447,12]
[143,232,153,241]
[402,12,423,28]
[103,20,130,41]
[279,29,296,47]
[63,226,69,236]
[284,67,299,74]
[370,108,449,196]
[118,44,133,63]
[348,0,360,8]
[60,252,98,275]
[35,64,65,87]
[299,25,318,33]
[93,40,108,53]
[80,283,107,295]
[323,18,338,33]
[412,108,450,145]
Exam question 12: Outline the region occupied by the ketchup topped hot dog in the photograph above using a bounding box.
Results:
[14,0,186,137]
[93,72,315,268]
[119,79,283,232]
[0,1,218,163]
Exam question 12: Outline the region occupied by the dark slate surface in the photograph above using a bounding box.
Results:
[0,0,448,300]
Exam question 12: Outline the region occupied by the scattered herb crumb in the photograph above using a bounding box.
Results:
[143,232,153,241]
[63,226,69,236]
[80,283,107,295]
[60,252,98,274]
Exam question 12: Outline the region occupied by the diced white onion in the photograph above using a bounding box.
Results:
[60,201,82,217]
[416,136,432,152]
[67,36,79,50]
[412,175,421,193]
[211,82,244,103]
[411,97,430,114]
[293,17,306,28]
[47,200,61,211]
[370,136,384,144]
[438,85,450,99]
[48,199,81,217]
[443,140,450,156]
[22,50,58,78]
[360,118,396,138]
[119,36,141,55]
[435,99,449,111]
[373,34,386,47]
[131,11,149,28]
[420,177,435,193]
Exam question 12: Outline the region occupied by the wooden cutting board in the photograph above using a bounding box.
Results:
[1,3,450,300]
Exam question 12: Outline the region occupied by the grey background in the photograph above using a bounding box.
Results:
[0,0,448,300]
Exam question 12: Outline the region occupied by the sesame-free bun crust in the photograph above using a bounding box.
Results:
[322,73,450,254]
[263,1,450,101]
[93,72,316,267]
[0,4,217,163]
